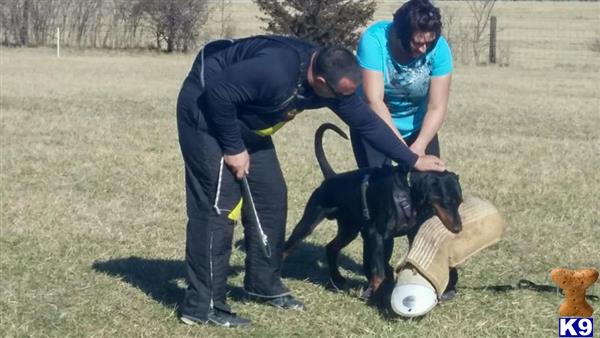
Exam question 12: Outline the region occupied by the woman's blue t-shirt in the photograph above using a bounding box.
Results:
[357,21,453,137]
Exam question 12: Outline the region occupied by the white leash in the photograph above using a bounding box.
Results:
[241,177,271,258]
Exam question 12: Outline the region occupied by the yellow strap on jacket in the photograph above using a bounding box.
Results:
[253,110,301,136]
[254,121,287,136]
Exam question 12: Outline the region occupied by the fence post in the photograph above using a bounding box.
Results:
[489,16,497,64]
[56,27,60,57]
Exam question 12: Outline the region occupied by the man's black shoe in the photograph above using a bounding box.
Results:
[180,309,251,328]
[262,295,305,310]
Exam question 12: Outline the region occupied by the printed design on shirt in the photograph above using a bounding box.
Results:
[385,57,432,106]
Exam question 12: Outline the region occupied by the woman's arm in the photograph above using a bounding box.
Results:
[410,73,451,155]
[361,68,407,145]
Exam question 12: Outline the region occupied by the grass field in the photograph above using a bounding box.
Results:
[1,2,599,337]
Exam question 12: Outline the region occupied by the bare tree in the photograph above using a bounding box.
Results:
[124,1,144,48]
[0,0,208,50]
[70,0,91,46]
[134,0,208,52]
[101,0,143,48]
[467,0,496,64]
[0,0,25,46]
[29,0,60,45]
[88,0,105,48]
[212,0,235,39]
[20,0,29,45]
[56,0,74,45]
[0,3,7,44]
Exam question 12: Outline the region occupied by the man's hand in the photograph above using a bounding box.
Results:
[224,150,250,180]
[414,155,445,172]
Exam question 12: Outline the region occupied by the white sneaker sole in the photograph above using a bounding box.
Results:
[180,316,206,326]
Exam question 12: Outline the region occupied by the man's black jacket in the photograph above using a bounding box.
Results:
[181,35,418,167]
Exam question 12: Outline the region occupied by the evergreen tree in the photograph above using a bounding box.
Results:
[253,0,376,49]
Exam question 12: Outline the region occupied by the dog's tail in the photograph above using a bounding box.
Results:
[315,123,348,179]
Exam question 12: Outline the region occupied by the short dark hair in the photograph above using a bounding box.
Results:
[393,0,442,52]
[313,46,361,91]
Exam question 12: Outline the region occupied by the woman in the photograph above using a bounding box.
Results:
[352,0,458,300]
[352,0,452,167]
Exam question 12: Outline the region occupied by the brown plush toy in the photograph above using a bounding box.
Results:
[551,268,598,317]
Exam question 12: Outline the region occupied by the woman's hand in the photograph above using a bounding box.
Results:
[414,155,445,172]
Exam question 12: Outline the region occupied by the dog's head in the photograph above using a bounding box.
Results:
[409,170,463,233]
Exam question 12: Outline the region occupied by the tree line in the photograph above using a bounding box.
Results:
[1,0,511,58]
[0,0,210,52]
[1,0,382,52]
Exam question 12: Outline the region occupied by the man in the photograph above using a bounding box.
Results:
[176,35,445,328]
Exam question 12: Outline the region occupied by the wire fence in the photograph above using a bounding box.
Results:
[212,1,600,70]
[495,17,599,69]
[4,1,599,70]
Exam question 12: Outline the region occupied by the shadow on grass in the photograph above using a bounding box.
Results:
[92,250,576,320]
[92,257,186,307]
[92,257,245,307]
[91,241,366,308]
[235,239,366,289]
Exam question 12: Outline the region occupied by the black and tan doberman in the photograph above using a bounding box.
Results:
[284,123,463,295]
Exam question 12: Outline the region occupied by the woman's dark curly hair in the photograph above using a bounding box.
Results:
[392,0,442,52]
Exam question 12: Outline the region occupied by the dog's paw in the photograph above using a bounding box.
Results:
[360,286,374,300]
[439,289,457,302]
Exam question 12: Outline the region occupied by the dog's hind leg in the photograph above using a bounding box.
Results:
[283,189,333,258]
[326,219,360,290]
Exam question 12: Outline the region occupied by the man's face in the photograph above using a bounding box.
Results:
[314,76,358,99]
[408,31,437,58]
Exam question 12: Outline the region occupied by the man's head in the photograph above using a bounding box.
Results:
[310,46,361,99]
[392,0,442,59]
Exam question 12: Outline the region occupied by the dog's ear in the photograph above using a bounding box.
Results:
[450,173,463,198]
[410,172,433,207]
[444,170,458,180]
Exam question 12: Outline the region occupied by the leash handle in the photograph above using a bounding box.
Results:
[240,177,271,258]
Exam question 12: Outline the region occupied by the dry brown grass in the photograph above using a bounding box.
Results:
[1,2,599,336]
